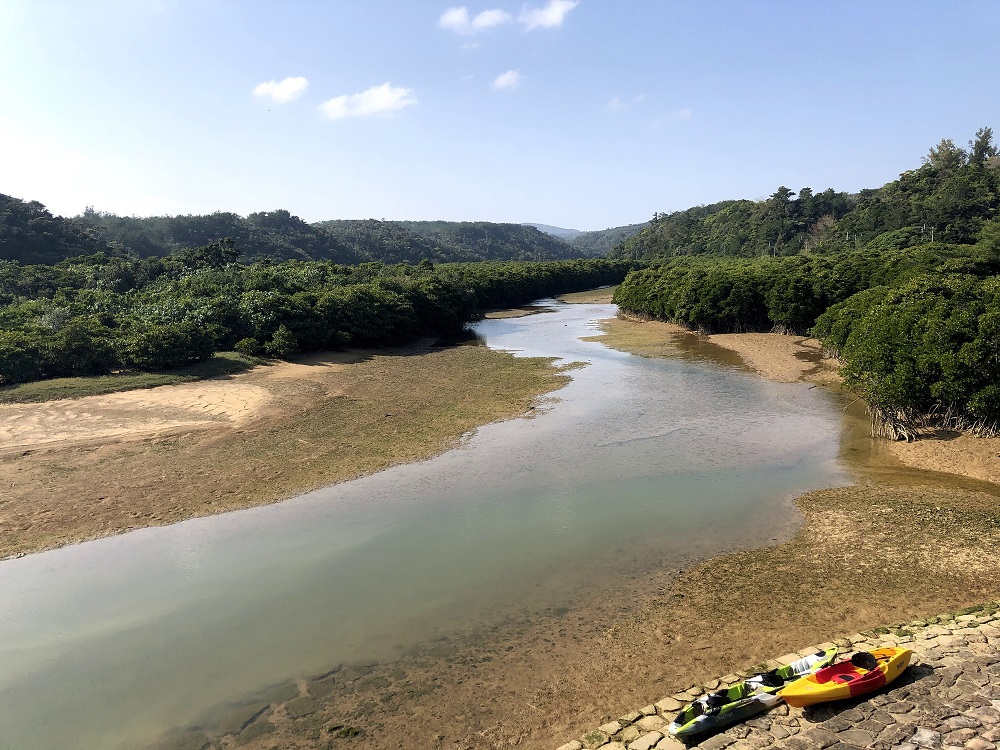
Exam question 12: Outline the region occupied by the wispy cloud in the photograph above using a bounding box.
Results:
[606,93,645,112]
[318,83,418,121]
[439,6,513,34]
[252,76,309,103]
[518,0,579,31]
[492,69,522,90]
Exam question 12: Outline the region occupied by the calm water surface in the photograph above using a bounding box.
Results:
[0,301,853,750]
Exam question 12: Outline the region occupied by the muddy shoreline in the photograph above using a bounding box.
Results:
[151,313,999,750]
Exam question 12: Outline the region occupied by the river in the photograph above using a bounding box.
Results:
[0,300,853,750]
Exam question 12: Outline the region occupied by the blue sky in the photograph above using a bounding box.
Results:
[1,1,998,231]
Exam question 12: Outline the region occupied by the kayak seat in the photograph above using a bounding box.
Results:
[834,674,856,683]
[705,692,729,709]
[851,652,879,670]
[758,670,784,688]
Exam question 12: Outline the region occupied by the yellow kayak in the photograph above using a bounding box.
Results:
[777,647,911,707]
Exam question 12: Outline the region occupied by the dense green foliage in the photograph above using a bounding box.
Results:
[3,194,624,266]
[76,208,369,264]
[0,195,109,264]
[612,129,999,262]
[812,271,1000,437]
[395,220,585,261]
[611,189,852,259]
[614,128,1000,435]
[0,198,600,266]
[0,247,635,384]
[614,243,997,333]
[568,222,648,256]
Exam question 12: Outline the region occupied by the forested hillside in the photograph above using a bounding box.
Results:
[0,195,111,264]
[0,248,635,385]
[396,221,582,261]
[76,208,368,264]
[613,128,1000,261]
[569,223,648,256]
[611,190,853,259]
[614,127,1000,438]
[78,210,584,264]
[1,196,605,266]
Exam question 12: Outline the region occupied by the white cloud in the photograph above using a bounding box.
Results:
[252,76,309,103]
[474,8,512,28]
[518,0,579,31]
[439,6,470,30]
[606,93,645,112]
[492,69,522,90]
[318,82,418,121]
[439,6,512,34]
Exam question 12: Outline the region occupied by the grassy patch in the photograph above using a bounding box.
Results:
[558,286,618,304]
[0,352,263,404]
[957,604,985,615]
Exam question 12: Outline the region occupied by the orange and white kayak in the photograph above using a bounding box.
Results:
[777,647,912,707]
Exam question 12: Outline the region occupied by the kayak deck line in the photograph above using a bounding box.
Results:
[558,601,1000,750]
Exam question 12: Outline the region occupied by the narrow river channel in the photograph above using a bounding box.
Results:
[0,301,854,750]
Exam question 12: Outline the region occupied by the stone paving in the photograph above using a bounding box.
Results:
[557,602,1000,750]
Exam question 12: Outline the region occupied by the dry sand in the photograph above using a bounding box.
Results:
[0,379,273,451]
[705,332,841,385]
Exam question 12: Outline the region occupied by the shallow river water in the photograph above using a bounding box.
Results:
[0,301,855,750]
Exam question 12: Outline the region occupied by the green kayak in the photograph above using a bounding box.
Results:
[667,647,838,740]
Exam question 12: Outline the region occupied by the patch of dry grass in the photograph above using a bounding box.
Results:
[557,285,618,304]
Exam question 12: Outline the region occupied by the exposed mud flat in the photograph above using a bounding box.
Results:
[152,482,1000,750]
[0,344,567,560]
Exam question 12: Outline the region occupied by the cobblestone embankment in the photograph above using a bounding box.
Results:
[557,603,1000,750]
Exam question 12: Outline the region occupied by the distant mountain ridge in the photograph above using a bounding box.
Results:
[523,223,583,240]
[524,222,650,256]
[0,191,649,266]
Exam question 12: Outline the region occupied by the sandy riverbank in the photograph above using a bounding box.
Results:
[0,342,569,560]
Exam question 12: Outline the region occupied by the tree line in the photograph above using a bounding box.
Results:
[0,246,636,385]
[612,127,1000,261]
[613,128,1000,437]
[1,193,616,266]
